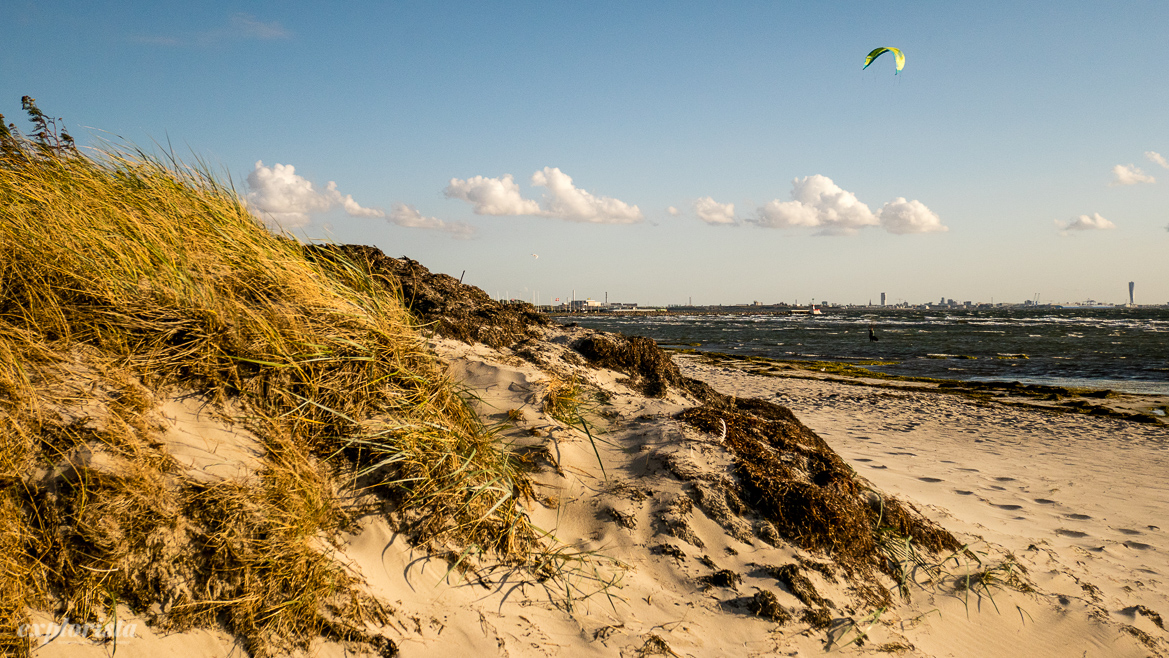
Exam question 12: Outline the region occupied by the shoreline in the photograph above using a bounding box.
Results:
[668,348,1169,425]
[674,351,1169,656]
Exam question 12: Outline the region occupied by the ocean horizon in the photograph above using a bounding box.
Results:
[561,307,1169,396]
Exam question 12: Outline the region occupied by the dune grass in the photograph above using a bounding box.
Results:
[0,99,534,656]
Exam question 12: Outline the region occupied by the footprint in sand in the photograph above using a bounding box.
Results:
[1035,498,1057,505]
[1124,541,1152,551]
[941,460,956,464]
[854,458,872,462]
[886,451,917,456]
[954,490,974,495]
[1118,528,1143,536]
[989,485,1007,491]
[958,468,979,472]
[995,477,1016,482]
[918,477,944,483]
[1065,513,1091,520]
[993,504,1023,510]
[869,464,888,469]
[1056,528,1089,538]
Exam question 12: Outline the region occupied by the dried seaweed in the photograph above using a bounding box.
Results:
[679,398,960,569]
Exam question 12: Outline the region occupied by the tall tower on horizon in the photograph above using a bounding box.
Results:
[880,292,886,306]
[1129,281,1135,305]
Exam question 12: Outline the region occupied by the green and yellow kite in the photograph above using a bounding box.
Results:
[863,47,905,74]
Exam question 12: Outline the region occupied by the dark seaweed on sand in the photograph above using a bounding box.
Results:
[679,399,959,570]
[571,334,686,397]
[307,244,549,349]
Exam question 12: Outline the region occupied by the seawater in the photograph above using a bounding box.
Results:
[561,308,1169,395]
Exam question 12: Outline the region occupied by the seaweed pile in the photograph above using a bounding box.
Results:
[679,400,959,569]
[309,245,549,349]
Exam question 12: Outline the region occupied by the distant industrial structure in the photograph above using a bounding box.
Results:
[530,279,1164,314]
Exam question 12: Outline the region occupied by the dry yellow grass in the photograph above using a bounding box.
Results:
[0,98,533,656]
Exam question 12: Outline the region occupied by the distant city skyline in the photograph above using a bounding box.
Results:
[6,2,1167,304]
[496,282,1158,309]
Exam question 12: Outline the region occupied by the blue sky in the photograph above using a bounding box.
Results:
[6,1,1168,305]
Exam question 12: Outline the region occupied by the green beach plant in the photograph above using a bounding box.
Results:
[543,375,610,479]
[0,99,537,656]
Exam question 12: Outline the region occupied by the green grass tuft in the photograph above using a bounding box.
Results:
[0,99,535,656]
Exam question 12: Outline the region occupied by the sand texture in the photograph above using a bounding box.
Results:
[30,320,1168,657]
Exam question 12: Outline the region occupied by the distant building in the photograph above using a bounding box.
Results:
[569,299,602,309]
[880,292,886,306]
[1129,281,1135,305]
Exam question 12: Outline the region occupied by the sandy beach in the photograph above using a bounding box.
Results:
[25,321,1169,657]
[677,354,1169,656]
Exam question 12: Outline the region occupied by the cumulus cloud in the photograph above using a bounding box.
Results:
[1055,213,1116,234]
[694,196,736,225]
[756,175,946,236]
[1146,151,1169,169]
[443,174,541,215]
[445,168,641,223]
[246,161,470,236]
[757,176,876,234]
[877,197,948,234]
[246,161,335,228]
[531,167,643,223]
[388,204,474,238]
[756,175,878,235]
[1111,164,1155,185]
[666,206,681,216]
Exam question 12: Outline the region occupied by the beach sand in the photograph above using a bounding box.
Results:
[676,354,1169,656]
[32,328,1168,657]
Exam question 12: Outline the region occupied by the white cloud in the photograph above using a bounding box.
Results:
[694,196,736,225]
[531,167,643,223]
[1146,151,1169,169]
[756,175,878,235]
[756,175,946,236]
[1055,212,1116,234]
[877,197,948,234]
[246,161,334,228]
[246,161,470,236]
[443,174,541,216]
[389,204,474,238]
[666,206,681,216]
[324,181,382,218]
[1111,164,1155,185]
[445,167,642,224]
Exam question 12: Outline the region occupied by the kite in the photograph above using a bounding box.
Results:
[532,254,539,259]
[863,47,905,74]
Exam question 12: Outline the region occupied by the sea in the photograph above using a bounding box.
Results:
[559,308,1169,396]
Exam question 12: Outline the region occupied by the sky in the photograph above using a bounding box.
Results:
[5,1,1168,306]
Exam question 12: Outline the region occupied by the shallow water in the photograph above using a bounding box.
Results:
[561,308,1169,395]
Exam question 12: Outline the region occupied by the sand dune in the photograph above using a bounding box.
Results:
[30,326,1167,657]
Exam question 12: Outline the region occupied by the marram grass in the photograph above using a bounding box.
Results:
[0,102,533,656]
